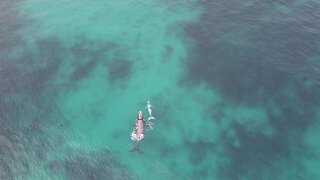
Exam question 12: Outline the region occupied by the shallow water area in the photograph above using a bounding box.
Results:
[1,0,320,179]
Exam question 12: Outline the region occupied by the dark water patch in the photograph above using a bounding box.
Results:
[0,62,20,93]
[106,59,132,83]
[218,123,290,179]
[35,38,66,62]
[210,101,226,124]
[70,59,98,81]
[265,83,318,133]
[67,37,121,81]
[292,77,320,107]
[180,31,291,105]
[182,1,320,105]
[23,64,59,94]
[0,115,33,179]
[183,1,320,178]
[1,38,64,95]
[0,0,25,57]
[213,101,315,179]
[273,106,315,132]
[161,45,174,61]
[46,160,62,174]
[70,37,117,59]
[185,139,216,165]
[70,37,100,59]
[0,37,68,178]
[0,161,13,180]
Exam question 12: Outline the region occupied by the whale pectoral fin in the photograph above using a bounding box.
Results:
[131,132,138,141]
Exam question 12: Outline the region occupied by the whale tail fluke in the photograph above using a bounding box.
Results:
[146,121,154,130]
[129,143,143,154]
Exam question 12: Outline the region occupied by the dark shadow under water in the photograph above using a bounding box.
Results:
[181,1,320,179]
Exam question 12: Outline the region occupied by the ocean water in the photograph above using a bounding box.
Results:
[1,0,320,179]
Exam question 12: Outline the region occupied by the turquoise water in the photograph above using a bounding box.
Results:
[1,0,320,179]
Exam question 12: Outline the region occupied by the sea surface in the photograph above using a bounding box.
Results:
[1,0,320,179]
